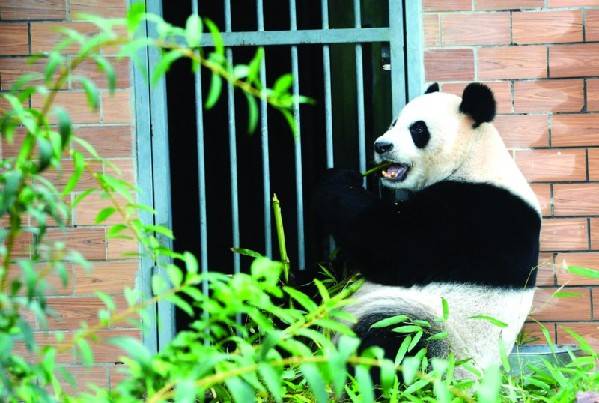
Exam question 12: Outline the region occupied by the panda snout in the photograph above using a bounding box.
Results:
[374,140,394,154]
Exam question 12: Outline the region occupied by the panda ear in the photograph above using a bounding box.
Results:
[425,82,439,94]
[459,83,496,128]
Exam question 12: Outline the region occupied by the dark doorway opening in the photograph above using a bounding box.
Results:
[162,2,393,331]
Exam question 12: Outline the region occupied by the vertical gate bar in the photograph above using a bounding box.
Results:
[405,0,425,100]
[321,0,333,168]
[147,0,174,349]
[191,0,209,299]
[321,0,335,254]
[224,0,241,275]
[257,0,273,258]
[389,0,407,117]
[131,0,157,353]
[289,0,305,271]
[353,0,366,186]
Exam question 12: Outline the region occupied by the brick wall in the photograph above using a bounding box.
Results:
[424,0,599,348]
[0,0,137,391]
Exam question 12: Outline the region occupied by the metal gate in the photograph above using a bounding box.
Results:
[132,0,424,352]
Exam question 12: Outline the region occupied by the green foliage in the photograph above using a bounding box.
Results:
[0,3,597,403]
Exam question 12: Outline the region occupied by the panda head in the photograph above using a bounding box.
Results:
[374,82,496,191]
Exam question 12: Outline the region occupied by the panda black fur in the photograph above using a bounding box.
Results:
[315,82,541,373]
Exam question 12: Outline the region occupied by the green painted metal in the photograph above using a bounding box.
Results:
[130,0,158,354]
[389,0,407,117]
[405,0,425,100]
[132,0,425,346]
[146,0,175,350]
[200,27,391,47]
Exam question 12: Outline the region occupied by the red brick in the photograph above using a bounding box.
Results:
[110,365,127,388]
[31,92,100,124]
[425,49,474,81]
[0,0,66,20]
[478,46,547,80]
[530,287,591,321]
[0,57,48,91]
[74,261,136,295]
[513,11,583,45]
[441,13,510,46]
[102,91,131,123]
[423,0,471,11]
[494,115,548,148]
[557,323,599,350]
[107,235,138,260]
[0,24,29,56]
[46,295,127,330]
[45,228,106,260]
[41,159,103,192]
[475,0,543,9]
[521,322,556,344]
[587,79,599,111]
[514,80,583,113]
[515,149,586,182]
[594,289,599,319]
[554,184,599,216]
[31,22,97,54]
[531,184,551,216]
[423,14,440,48]
[443,81,512,114]
[73,193,127,226]
[72,58,130,89]
[71,0,126,19]
[550,0,599,6]
[7,263,73,296]
[591,218,599,248]
[73,126,132,158]
[540,219,588,251]
[79,329,140,364]
[550,44,599,78]
[555,253,599,285]
[59,366,108,394]
[588,148,599,180]
[586,10,599,42]
[537,252,556,286]
[552,114,599,146]
[106,159,135,184]
[12,231,33,258]
[13,332,74,363]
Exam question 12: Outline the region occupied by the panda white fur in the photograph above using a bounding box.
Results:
[315,82,541,373]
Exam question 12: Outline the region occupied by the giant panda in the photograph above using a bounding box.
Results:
[314,82,541,373]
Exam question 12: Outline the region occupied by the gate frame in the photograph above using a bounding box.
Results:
[131,0,424,352]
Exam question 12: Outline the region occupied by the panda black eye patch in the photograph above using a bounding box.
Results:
[409,120,430,149]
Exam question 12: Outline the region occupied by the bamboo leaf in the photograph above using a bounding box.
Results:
[245,92,258,133]
[300,363,327,403]
[370,315,409,329]
[469,314,508,328]
[151,49,185,85]
[92,55,116,94]
[75,76,99,110]
[95,206,116,224]
[258,364,282,403]
[225,376,255,403]
[126,2,146,33]
[355,365,374,403]
[77,338,94,366]
[566,265,599,279]
[205,73,222,109]
[185,15,203,48]
[204,18,224,57]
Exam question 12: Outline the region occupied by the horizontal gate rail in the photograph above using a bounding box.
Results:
[199,27,394,47]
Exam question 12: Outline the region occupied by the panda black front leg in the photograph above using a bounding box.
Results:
[313,168,432,286]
